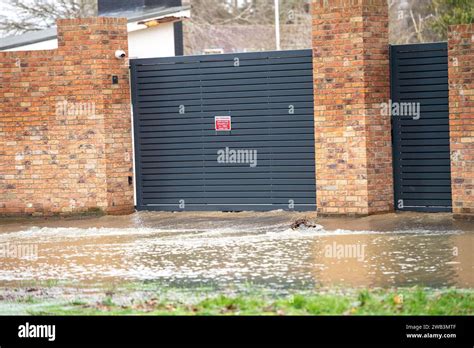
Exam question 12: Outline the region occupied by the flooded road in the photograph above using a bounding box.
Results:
[0,211,472,289]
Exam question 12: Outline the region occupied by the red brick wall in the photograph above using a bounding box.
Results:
[312,0,393,215]
[0,18,134,216]
[448,24,474,219]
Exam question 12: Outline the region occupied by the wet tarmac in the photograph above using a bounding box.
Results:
[0,211,472,289]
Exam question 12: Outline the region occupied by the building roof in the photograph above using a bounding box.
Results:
[0,5,189,51]
[101,5,185,22]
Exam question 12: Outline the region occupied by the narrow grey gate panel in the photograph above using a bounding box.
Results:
[131,50,316,211]
[390,43,451,212]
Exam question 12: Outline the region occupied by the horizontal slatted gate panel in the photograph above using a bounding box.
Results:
[390,43,452,212]
[131,50,316,211]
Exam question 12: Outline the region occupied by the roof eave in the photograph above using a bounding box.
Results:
[0,5,190,51]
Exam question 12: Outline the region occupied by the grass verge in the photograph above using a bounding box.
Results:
[23,287,474,316]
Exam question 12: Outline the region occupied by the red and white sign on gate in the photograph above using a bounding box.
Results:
[214,116,231,131]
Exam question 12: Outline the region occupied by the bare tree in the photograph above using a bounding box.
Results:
[387,0,467,44]
[185,0,471,53]
[0,0,97,36]
[4,0,466,46]
[183,0,311,55]
[279,0,311,49]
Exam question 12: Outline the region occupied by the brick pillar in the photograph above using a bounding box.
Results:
[312,0,393,216]
[448,24,474,219]
[56,18,134,215]
[0,18,133,216]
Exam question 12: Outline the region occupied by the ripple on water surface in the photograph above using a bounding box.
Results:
[0,224,472,289]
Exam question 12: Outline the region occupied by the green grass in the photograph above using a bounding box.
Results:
[16,295,38,304]
[25,287,474,316]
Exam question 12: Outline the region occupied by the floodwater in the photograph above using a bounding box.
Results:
[0,211,472,289]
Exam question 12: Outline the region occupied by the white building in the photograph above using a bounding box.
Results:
[0,0,190,58]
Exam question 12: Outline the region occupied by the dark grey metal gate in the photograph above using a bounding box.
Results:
[131,50,316,211]
[390,42,452,212]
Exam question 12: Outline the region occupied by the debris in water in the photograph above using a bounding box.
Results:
[291,218,318,230]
